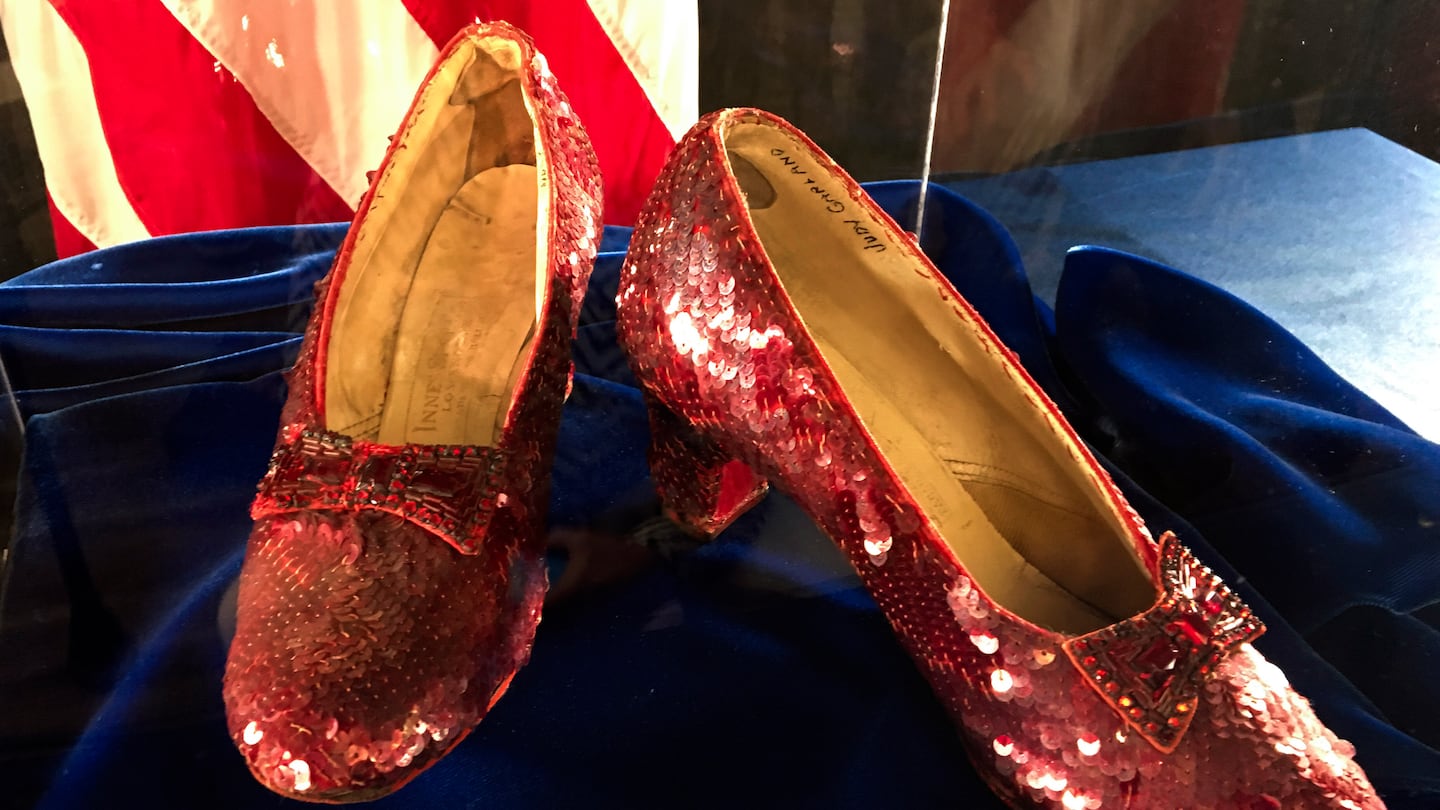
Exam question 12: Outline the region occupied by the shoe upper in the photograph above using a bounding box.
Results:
[616,108,1383,810]
[222,22,601,802]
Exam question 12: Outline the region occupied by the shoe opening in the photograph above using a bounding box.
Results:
[323,33,548,448]
[720,112,1154,635]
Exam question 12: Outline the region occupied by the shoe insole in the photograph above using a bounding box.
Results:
[725,125,1154,634]
[817,341,1114,632]
[375,164,539,446]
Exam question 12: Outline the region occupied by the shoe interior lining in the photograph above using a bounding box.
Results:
[323,35,546,448]
[724,120,1153,634]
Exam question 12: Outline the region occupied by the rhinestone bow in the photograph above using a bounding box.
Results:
[1062,533,1264,752]
[252,426,506,554]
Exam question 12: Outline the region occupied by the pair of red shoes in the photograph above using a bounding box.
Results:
[223,23,1384,809]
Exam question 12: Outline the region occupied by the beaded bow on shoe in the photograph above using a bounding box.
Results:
[255,426,514,555]
[1063,534,1265,753]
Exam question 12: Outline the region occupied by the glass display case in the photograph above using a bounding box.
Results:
[0,2,1435,808]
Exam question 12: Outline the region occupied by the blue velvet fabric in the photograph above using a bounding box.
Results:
[0,176,1435,809]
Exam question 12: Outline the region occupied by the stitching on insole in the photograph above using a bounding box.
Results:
[333,411,382,436]
[942,458,1102,523]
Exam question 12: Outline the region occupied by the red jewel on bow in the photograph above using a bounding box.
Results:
[252,425,506,555]
[1061,533,1265,752]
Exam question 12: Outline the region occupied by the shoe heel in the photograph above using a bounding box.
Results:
[643,392,768,538]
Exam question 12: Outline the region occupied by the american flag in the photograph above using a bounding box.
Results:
[1,0,697,258]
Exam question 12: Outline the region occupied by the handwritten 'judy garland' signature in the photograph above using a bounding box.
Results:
[769,147,887,252]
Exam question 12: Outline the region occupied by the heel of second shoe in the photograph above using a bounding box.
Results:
[643,393,768,539]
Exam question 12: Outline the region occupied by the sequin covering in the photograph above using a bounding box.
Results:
[224,23,602,802]
[614,108,1383,809]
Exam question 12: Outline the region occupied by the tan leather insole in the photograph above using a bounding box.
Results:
[375,165,538,445]
[726,126,1153,634]
[321,36,543,450]
[820,345,1115,630]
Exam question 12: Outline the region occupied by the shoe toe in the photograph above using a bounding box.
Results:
[1205,648,1385,810]
[223,510,545,801]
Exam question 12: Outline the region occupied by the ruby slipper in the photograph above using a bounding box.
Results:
[615,107,1383,810]
[222,22,601,802]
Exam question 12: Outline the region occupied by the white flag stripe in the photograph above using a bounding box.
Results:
[164,0,439,207]
[0,0,151,248]
[584,0,697,139]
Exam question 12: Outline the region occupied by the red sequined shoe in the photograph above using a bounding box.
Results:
[615,108,1384,810]
[222,23,601,802]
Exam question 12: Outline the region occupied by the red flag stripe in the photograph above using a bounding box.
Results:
[45,0,353,240]
[1,1,150,253]
[582,0,697,140]
[401,0,683,224]
[164,0,440,210]
[10,1,695,256]
[46,194,98,259]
